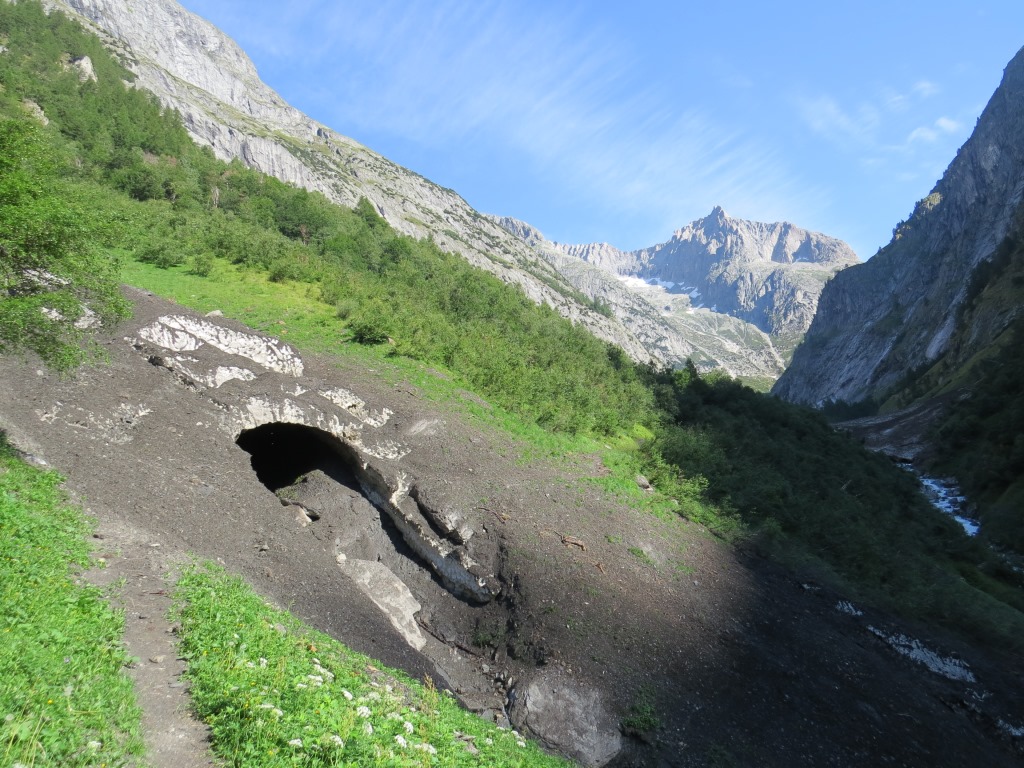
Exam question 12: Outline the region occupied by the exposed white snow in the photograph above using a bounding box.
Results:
[320,387,392,428]
[867,626,976,682]
[835,600,863,617]
[138,315,304,376]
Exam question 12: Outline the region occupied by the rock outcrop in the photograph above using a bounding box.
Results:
[774,46,1024,406]
[495,208,856,377]
[546,206,857,338]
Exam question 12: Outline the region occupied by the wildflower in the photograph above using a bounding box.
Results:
[517,740,527,748]
[395,735,408,748]
[329,735,344,747]
[307,675,324,686]
[484,738,493,746]
[342,689,354,701]
[363,722,374,736]
[404,721,414,734]
[259,657,268,668]
[357,706,371,718]
[295,683,308,690]
[414,743,438,755]
[87,741,102,750]
[288,738,303,748]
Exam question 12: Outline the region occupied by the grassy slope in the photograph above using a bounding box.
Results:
[0,436,145,767]
[173,562,572,768]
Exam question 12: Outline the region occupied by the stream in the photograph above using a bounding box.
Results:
[916,472,980,536]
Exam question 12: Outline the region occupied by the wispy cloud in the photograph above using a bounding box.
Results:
[796,75,970,185]
[193,0,817,245]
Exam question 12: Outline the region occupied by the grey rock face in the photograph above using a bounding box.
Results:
[495,208,856,379]
[551,206,858,338]
[774,45,1024,406]
[510,670,622,767]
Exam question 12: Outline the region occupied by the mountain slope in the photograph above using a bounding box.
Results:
[48,0,844,382]
[47,0,662,363]
[492,214,791,380]
[511,207,856,358]
[774,45,1024,407]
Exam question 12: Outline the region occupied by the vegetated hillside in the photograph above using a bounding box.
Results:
[2,0,1023,704]
[774,45,1024,557]
[43,0,820,382]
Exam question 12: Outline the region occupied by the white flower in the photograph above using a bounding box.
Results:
[307,675,324,686]
[259,657,268,668]
[404,721,414,734]
[357,706,371,718]
[484,738,493,746]
[295,683,308,690]
[329,735,344,747]
[363,722,374,735]
[414,742,437,755]
[394,735,408,748]
[517,740,527,748]
[86,741,102,750]
[246,661,255,668]
[288,738,303,748]
[342,689,354,701]
[387,712,403,721]
[367,691,381,701]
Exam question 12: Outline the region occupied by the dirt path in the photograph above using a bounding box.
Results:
[85,516,217,768]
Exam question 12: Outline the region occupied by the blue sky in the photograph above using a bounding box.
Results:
[178,1,1024,259]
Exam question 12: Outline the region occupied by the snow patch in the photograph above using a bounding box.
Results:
[138,315,303,376]
[835,601,863,617]
[998,719,1024,738]
[867,626,975,682]
[320,387,392,428]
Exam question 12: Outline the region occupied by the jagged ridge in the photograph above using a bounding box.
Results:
[774,45,1024,406]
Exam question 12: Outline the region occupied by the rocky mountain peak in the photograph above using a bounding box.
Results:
[542,209,857,340]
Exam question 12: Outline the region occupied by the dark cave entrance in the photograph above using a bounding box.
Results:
[235,422,359,492]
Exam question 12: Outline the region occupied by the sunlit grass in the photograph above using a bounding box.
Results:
[173,561,574,767]
[0,436,145,767]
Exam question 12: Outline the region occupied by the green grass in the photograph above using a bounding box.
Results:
[0,436,145,767]
[172,561,574,768]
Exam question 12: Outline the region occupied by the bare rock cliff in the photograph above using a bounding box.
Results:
[774,45,1024,406]
[548,206,858,338]
[495,208,857,378]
